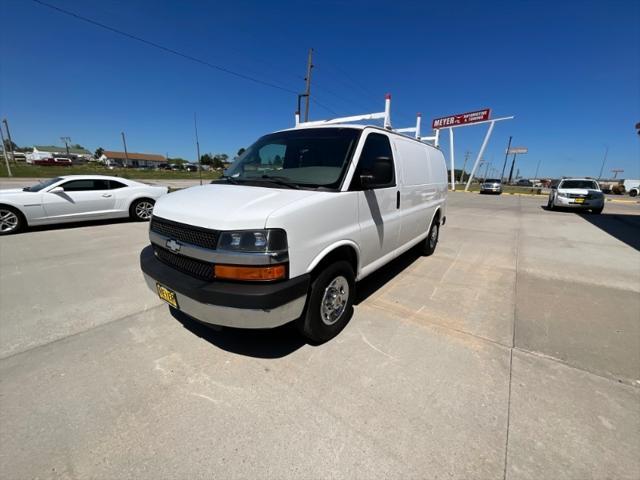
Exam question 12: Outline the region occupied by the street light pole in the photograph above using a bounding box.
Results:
[597,145,608,180]
[2,119,16,165]
[121,132,129,166]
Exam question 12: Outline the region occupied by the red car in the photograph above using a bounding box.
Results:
[33,157,73,166]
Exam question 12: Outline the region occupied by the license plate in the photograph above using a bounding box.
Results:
[156,283,178,308]
[574,198,585,204]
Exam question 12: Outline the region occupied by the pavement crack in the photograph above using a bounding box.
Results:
[0,304,165,362]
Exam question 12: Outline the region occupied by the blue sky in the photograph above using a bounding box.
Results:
[1,0,638,179]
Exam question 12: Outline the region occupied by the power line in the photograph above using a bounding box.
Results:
[31,0,299,95]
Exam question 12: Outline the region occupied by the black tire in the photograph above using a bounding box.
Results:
[0,206,25,235]
[592,207,603,214]
[630,190,638,197]
[547,196,555,210]
[297,260,355,343]
[419,216,440,256]
[130,198,155,221]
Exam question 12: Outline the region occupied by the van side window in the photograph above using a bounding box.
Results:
[350,133,395,190]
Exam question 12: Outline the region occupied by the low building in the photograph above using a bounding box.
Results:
[27,145,93,164]
[100,151,166,168]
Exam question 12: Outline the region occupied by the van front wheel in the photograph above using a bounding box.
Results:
[297,261,355,343]
[419,218,440,256]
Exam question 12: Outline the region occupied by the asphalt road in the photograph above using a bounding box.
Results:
[0,192,638,479]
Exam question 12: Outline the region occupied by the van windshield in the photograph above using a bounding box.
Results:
[223,128,361,189]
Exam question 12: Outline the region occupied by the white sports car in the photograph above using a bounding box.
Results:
[0,175,168,235]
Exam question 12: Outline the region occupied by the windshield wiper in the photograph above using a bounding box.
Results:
[218,175,240,185]
[259,175,301,189]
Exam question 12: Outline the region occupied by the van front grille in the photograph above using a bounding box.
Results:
[150,216,219,250]
[153,246,214,280]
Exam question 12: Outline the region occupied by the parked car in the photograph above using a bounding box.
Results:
[0,175,168,235]
[480,178,502,194]
[515,179,533,187]
[140,125,448,342]
[547,178,604,214]
[184,164,199,172]
[32,157,72,166]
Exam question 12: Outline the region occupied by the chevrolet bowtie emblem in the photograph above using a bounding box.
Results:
[166,239,182,253]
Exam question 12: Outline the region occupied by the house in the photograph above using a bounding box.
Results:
[99,151,166,168]
[27,145,93,164]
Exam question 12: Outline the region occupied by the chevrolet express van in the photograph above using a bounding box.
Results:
[140,124,447,342]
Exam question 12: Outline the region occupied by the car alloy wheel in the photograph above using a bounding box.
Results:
[0,209,19,234]
[135,201,154,220]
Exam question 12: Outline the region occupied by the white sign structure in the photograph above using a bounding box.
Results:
[507,147,528,155]
[426,113,515,191]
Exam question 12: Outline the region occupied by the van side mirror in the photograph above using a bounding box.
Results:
[360,156,393,189]
[49,186,64,194]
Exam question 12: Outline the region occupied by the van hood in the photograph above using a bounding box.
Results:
[151,183,318,230]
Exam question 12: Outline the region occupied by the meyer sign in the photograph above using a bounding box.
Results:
[507,147,528,154]
[432,109,491,129]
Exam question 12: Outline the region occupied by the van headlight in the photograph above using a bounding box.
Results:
[217,229,287,253]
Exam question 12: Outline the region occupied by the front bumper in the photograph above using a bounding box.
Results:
[480,186,502,193]
[554,197,604,209]
[140,245,309,328]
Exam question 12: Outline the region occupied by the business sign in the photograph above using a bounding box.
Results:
[507,147,528,154]
[432,109,491,129]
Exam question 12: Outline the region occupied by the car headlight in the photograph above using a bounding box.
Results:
[558,192,569,198]
[217,229,287,253]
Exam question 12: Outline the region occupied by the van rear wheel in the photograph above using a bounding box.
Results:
[297,261,355,344]
[419,218,439,256]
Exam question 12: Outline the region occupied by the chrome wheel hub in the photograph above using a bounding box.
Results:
[0,209,18,233]
[135,201,154,220]
[320,276,349,325]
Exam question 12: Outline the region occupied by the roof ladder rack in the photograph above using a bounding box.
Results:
[295,94,392,129]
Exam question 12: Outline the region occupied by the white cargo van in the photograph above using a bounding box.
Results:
[140,120,447,342]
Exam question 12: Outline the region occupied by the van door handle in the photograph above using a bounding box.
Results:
[102,194,112,198]
[396,191,400,209]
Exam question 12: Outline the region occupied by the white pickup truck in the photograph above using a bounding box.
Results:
[140,123,447,342]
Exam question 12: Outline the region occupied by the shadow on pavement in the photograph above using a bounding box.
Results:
[26,217,134,233]
[170,307,306,358]
[577,212,640,251]
[169,243,424,357]
[355,246,422,304]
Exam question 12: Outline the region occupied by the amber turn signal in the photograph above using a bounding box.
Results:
[214,264,286,281]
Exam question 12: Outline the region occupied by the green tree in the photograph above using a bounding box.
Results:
[72,144,85,150]
[213,153,229,169]
[200,153,213,165]
[94,147,104,159]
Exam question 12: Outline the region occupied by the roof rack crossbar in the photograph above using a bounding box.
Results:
[295,94,392,129]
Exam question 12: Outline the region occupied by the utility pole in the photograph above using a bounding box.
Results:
[0,126,12,177]
[460,151,470,183]
[194,113,202,186]
[611,168,623,179]
[60,136,71,157]
[500,135,512,181]
[483,161,491,180]
[121,131,129,166]
[303,48,314,122]
[533,158,542,182]
[597,145,608,180]
[2,119,16,165]
[507,152,518,184]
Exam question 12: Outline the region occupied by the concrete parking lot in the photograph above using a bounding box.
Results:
[0,192,638,479]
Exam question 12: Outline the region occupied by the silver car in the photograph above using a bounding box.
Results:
[480,179,502,194]
[547,178,604,214]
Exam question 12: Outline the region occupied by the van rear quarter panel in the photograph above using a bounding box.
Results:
[393,137,446,245]
[265,192,359,279]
